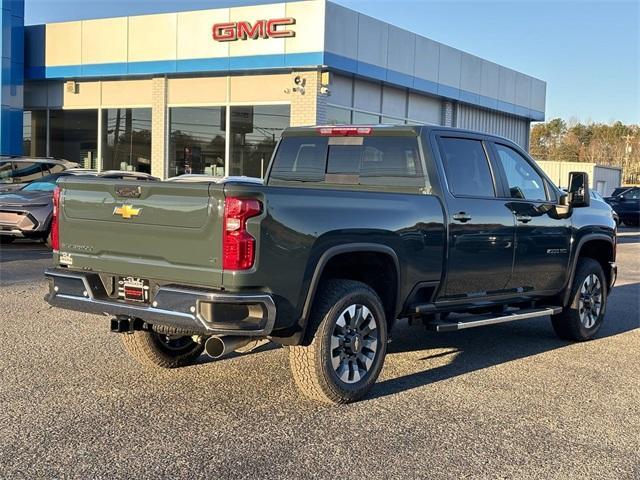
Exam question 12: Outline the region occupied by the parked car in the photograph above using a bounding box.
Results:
[98,170,160,181]
[45,125,617,403]
[589,190,619,226]
[605,187,640,227]
[168,174,263,184]
[0,157,80,192]
[0,170,97,245]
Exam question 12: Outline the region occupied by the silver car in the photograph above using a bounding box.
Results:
[0,157,80,193]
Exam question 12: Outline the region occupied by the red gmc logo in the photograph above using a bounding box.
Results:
[212,18,296,42]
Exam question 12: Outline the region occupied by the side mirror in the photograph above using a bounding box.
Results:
[567,171,590,208]
[617,195,626,202]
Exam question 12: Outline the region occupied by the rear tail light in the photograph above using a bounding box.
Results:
[317,126,373,136]
[51,186,61,251]
[223,197,262,270]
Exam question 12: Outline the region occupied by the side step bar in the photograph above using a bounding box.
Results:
[426,307,562,333]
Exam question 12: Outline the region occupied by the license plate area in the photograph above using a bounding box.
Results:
[118,276,150,303]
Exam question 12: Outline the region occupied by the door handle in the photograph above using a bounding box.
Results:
[516,214,532,223]
[453,212,472,223]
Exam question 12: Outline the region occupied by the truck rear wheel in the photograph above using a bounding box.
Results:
[121,330,204,369]
[289,280,388,404]
[551,258,607,341]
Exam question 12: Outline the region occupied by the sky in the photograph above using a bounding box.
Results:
[24,0,640,124]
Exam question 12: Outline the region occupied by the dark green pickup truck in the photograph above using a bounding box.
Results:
[45,125,617,403]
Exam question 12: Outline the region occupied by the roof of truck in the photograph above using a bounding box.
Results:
[281,125,520,146]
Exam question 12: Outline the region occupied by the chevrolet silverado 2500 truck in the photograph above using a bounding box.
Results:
[45,125,617,404]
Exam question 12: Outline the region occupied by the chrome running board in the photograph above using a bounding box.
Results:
[427,307,562,333]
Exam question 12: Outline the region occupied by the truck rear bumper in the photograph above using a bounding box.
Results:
[44,269,276,336]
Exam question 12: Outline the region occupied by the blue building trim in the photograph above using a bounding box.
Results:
[0,0,25,156]
[22,45,545,122]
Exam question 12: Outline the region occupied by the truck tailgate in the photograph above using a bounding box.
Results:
[56,178,224,287]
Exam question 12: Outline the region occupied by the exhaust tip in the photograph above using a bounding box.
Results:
[204,336,226,359]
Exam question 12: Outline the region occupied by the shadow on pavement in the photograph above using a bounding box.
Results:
[371,282,639,400]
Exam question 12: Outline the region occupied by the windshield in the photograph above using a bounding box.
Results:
[21,180,57,192]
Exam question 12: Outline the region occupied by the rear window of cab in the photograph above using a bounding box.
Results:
[268,135,429,193]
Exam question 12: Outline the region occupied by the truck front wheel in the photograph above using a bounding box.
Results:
[121,329,204,369]
[551,258,607,341]
[289,280,388,404]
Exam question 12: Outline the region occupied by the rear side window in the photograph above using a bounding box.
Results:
[269,135,426,191]
[438,137,495,197]
[12,162,46,183]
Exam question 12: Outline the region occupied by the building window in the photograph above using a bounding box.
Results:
[326,106,351,125]
[352,111,381,125]
[169,107,226,178]
[49,110,98,168]
[229,105,290,178]
[101,109,152,173]
[22,110,47,157]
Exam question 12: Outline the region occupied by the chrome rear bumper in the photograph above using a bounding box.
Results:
[45,269,276,336]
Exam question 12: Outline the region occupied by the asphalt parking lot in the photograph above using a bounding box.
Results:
[1,230,638,479]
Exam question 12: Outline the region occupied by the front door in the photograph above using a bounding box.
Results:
[435,135,516,298]
[490,142,572,293]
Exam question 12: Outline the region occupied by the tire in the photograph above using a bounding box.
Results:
[0,236,15,244]
[551,258,607,341]
[289,279,388,404]
[121,329,204,369]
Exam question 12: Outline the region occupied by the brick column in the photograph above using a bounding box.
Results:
[151,77,168,179]
[290,70,325,127]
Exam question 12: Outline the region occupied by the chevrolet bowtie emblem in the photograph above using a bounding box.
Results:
[113,204,141,219]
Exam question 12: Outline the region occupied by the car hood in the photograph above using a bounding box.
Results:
[0,191,52,207]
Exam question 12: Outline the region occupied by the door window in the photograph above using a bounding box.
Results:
[622,187,640,200]
[494,144,547,201]
[439,137,495,197]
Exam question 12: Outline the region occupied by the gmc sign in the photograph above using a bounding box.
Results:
[212,18,296,42]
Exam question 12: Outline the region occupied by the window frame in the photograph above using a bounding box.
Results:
[488,141,557,203]
[434,134,502,200]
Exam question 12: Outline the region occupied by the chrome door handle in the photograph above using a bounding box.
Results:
[516,214,532,223]
[453,212,472,223]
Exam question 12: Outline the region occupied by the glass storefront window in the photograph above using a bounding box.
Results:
[326,106,352,125]
[49,110,98,168]
[169,107,226,178]
[352,111,381,125]
[101,109,152,173]
[229,105,290,178]
[22,110,47,157]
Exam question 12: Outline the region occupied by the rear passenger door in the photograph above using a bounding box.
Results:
[489,141,572,293]
[434,134,516,298]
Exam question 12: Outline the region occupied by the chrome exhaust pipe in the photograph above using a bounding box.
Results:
[204,336,266,359]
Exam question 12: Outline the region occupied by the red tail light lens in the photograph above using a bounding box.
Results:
[223,197,262,270]
[51,186,61,251]
[317,126,373,136]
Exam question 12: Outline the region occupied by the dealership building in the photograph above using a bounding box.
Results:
[1,0,546,179]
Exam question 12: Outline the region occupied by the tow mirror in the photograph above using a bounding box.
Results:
[567,171,590,208]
